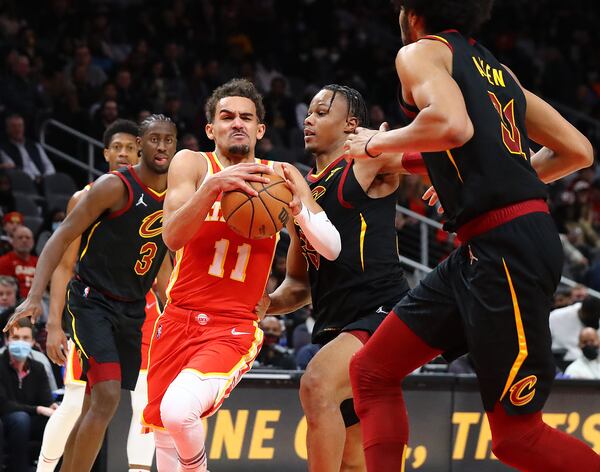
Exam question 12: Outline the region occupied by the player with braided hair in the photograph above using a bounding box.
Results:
[268,84,417,471]
[5,114,177,472]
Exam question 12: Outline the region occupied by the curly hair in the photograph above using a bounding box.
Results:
[396,0,494,36]
[102,119,139,148]
[205,78,266,123]
[322,84,369,127]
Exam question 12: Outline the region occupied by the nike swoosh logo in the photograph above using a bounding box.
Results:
[376,307,387,314]
[145,303,156,310]
[231,328,251,336]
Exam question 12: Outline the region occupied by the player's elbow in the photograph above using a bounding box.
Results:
[443,117,474,148]
[573,137,594,169]
[162,228,182,252]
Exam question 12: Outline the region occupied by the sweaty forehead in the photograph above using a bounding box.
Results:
[310,89,347,110]
[216,96,257,115]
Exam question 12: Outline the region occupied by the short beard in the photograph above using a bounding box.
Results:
[228,144,250,157]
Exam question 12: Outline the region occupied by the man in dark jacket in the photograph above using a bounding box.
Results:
[0,317,56,472]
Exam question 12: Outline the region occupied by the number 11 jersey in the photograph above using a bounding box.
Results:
[165,152,278,319]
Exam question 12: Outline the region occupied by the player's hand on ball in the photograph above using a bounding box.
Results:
[281,163,306,217]
[344,127,381,160]
[255,291,271,321]
[422,186,444,214]
[205,162,273,197]
[3,296,43,333]
[46,324,69,366]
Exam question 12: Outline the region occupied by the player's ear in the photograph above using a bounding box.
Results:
[256,123,266,140]
[205,123,214,140]
[345,116,359,134]
[136,136,142,149]
[103,147,110,163]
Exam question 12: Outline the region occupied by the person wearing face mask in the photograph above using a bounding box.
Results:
[0,317,57,472]
[255,316,297,370]
[564,328,600,379]
[550,295,600,361]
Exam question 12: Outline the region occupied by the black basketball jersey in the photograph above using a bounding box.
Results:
[76,165,167,301]
[298,156,408,344]
[398,30,547,232]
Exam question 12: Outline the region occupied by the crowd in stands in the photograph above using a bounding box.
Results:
[0,0,599,469]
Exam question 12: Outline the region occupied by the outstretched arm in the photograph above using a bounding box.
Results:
[4,174,126,331]
[345,41,473,159]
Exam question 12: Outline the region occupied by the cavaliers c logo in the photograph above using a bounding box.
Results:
[311,185,326,201]
[509,375,537,407]
[139,210,163,238]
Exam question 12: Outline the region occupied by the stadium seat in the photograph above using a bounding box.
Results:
[7,169,40,198]
[15,194,41,216]
[42,172,77,198]
[23,215,43,234]
[45,193,71,213]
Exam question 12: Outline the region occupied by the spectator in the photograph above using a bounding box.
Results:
[0,113,55,181]
[0,276,18,343]
[255,316,297,370]
[0,225,38,298]
[64,44,107,89]
[263,76,297,146]
[553,287,573,310]
[0,54,44,127]
[564,327,600,379]
[550,295,600,361]
[295,343,320,370]
[0,317,57,472]
[89,99,119,143]
[292,310,315,353]
[0,211,23,256]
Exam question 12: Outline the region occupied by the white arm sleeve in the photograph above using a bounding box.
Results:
[294,204,341,261]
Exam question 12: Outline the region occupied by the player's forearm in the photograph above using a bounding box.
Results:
[163,184,220,251]
[268,279,311,315]
[28,231,74,300]
[531,145,593,183]
[294,206,341,261]
[368,109,473,156]
[47,263,71,328]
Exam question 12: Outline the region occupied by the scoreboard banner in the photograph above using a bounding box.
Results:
[107,374,600,472]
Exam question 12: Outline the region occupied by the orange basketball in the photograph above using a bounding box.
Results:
[221,174,293,239]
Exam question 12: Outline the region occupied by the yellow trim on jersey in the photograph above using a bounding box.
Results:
[211,151,225,170]
[64,340,86,386]
[425,34,452,49]
[66,289,89,359]
[445,149,464,183]
[359,213,367,271]
[165,247,185,305]
[254,157,275,168]
[146,187,166,198]
[499,257,528,402]
[401,444,407,472]
[79,221,102,260]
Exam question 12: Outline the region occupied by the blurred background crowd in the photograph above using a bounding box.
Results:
[0,0,599,468]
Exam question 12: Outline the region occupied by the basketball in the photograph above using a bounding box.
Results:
[221,174,293,239]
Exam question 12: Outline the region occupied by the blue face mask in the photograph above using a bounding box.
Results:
[8,340,32,361]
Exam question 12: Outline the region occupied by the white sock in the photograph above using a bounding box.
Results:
[128,371,155,470]
[154,430,178,471]
[160,372,227,472]
[36,382,86,472]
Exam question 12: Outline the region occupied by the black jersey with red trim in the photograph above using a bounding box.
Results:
[298,157,408,344]
[398,30,547,232]
[76,165,167,301]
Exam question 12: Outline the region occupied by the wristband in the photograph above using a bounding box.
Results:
[364,134,382,158]
[400,152,427,175]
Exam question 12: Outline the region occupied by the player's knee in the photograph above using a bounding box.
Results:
[90,382,121,416]
[160,385,199,434]
[489,415,544,463]
[299,367,335,411]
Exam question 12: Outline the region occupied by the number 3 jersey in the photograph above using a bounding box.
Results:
[398,30,547,232]
[76,165,167,301]
[165,152,278,320]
